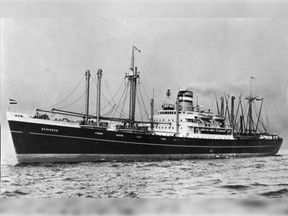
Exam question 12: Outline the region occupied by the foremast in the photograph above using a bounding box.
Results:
[84,70,91,124]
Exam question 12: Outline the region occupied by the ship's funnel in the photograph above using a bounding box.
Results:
[177,90,193,111]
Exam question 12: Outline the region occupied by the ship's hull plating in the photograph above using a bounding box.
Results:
[8,120,283,163]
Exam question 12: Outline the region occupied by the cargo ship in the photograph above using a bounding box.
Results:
[7,46,283,163]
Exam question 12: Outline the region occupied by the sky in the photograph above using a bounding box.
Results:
[1,1,288,160]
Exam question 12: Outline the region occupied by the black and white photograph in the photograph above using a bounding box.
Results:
[1,0,288,215]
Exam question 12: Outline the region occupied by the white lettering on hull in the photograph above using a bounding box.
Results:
[41,128,58,132]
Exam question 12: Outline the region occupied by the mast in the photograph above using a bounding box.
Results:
[240,97,245,134]
[150,98,154,132]
[248,76,255,134]
[96,69,103,126]
[240,116,244,134]
[176,94,180,136]
[248,99,253,134]
[220,96,224,116]
[224,95,230,123]
[255,98,264,133]
[150,88,154,132]
[215,93,220,115]
[84,70,91,124]
[231,96,235,133]
[126,45,140,126]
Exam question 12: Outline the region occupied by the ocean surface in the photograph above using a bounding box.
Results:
[1,150,288,199]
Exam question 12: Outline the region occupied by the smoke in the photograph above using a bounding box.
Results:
[186,80,247,101]
[187,79,283,100]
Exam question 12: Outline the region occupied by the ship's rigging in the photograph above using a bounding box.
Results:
[37,46,152,129]
[7,46,283,163]
[36,46,270,137]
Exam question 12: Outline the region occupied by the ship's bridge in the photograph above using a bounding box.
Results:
[162,103,175,110]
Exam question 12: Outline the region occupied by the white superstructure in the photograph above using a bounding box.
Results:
[151,90,233,139]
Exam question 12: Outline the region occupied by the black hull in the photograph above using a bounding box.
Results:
[8,120,283,163]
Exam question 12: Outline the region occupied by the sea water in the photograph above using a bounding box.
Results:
[1,149,288,199]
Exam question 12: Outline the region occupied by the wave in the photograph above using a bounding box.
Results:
[124,191,138,198]
[1,189,30,197]
[260,188,288,198]
[251,182,268,187]
[221,185,250,190]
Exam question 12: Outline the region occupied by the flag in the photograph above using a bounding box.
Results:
[133,45,141,53]
[250,76,256,79]
[9,99,17,104]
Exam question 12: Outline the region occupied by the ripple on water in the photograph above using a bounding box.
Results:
[220,185,251,190]
[251,182,269,187]
[1,150,288,198]
[260,188,288,198]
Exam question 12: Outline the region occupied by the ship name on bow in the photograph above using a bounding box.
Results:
[41,128,59,132]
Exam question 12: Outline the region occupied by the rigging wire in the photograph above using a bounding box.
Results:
[101,105,117,116]
[118,82,130,119]
[139,79,152,105]
[93,77,129,118]
[137,82,149,119]
[137,89,148,121]
[102,91,129,118]
[103,78,120,106]
[243,102,249,132]
[136,93,144,121]
[101,79,126,112]
[266,116,272,134]
[84,71,126,118]
[57,74,97,110]
[139,79,159,114]
[233,96,242,133]
[89,76,126,115]
[253,100,267,133]
[139,91,150,121]
[39,75,85,110]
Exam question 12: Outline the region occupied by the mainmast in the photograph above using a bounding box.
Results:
[96,69,103,126]
[84,70,91,124]
[125,45,141,126]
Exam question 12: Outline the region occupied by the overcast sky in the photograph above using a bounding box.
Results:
[1,3,288,159]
